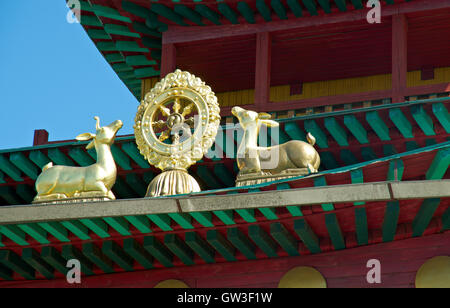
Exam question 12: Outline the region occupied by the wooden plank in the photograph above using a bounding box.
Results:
[0,154,23,181]
[190,212,214,228]
[432,102,450,133]
[412,198,441,237]
[256,0,272,21]
[366,111,390,141]
[0,250,34,280]
[41,246,68,276]
[123,238,154,269]
[82,242,114,274]
[102,240,134,271]
[103,217,131,236]
[324,213,345,250]
[293,219,321,254]
[147,214,172,231]
[343,114,368,144]
[143,236,173,267]
[270,222,299,256]
[254,32,271,108]
[185,232,215,264]
[236,2,255,24]
[389,108,414,138]
[80,218,110,238]
[313,176,334,211]
[22,247,54,279]
[206,230,236,262]
[411,104,435,136]
[387,159,404,181]
[48,148,74,166]
[17,223,50,244]
[124,215,152,234]
[213,210,235,225]
[227,228,256,260]
[168,213,194,229]
[164,234,195,266]
[60,220,91,240]
[0,225,29,246]
[426,148,450,180]
[248,225,278,258]
[61,244,94,275]
[304,120,328,148]
[324,117,348,146]
[382,201,400,242]
[9,152,39,179]
[121,142,151,168]
[195,4,221,25]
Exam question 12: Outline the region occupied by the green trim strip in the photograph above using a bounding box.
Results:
[302,0,318,16]
[168,213,194,229]
[389,108,414,139]
[80,218,110,238]
[148,214,172,231]
[354,207,369,246]
[23,248,54,280]
[432,103,450,133]
[304,120,328,148]
[0,250,34,280]
[270,222,299,256]
[317,0,331,14]
[206,230,236,262]
[83,242,115,274]
[143,236,174,267]
[271,0,288,20]
[237,2,255,24]
[325,213,345,250]
[103,217,131,236]
[103,240,134,271]
[287,0,303,17]
[217,3,238,24]
[248,225,278,258]
[227,228,256,260]
[213,210,235,225]
[0,263,12,280]
[62,244,94,275]
[9,153,38,180]
[343,115,368,144]
[412,198,441,237]
[382,201,400,242]
[411,104,435,136]
[366,111,391,141]
[123,238,154,269]
[125,215,152,234]
[442,207,450,231]
[185,232,215,264]
[0,154,23,182]
[426,148,450,180]
[0,225,29,246]
[190,212,214,227]
[164,234,195,266]
[314,176,334,211]
[294,219,321,254]
[17,224,49,245]
[61,220,91,240]
[41,246,68,275]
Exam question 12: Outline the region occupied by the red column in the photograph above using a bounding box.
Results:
[254,32,272,110]
[33,129,49,146]
[391,14,408,103]
[160,43,177,78]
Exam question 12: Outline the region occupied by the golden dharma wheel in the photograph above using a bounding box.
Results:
[134,70,221,197]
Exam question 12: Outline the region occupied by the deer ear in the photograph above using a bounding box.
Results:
[76,133,95,141]
[260,119,279,127]
[258,112,272,120]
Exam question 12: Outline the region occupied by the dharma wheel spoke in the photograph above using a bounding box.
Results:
[160,106,171,118]
[182,103,195,117]
[185,117,195,127]
[153,120,166,131]
[159,129,170,142]
[173,98,181,114]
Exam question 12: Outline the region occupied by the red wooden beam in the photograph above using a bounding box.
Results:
[405,83,450,97]
[254,32,271,109]
[33,129,49,146]
[163,0,450,44]
[160,43,176,78]
[392,14,408,103]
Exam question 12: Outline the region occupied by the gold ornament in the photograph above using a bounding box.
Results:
[135,70,220,197]
[33,117,123,204]
[231,106,320,187]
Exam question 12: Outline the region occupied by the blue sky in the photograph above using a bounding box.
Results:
[0,1,138,150]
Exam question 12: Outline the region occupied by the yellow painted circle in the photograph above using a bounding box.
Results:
[278,266,327,288]
[415,256,450,288]
[154,279,189,288]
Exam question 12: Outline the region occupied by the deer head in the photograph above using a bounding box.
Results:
[76,116,123,150]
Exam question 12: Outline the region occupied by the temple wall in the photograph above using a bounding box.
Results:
[3,232,449,288]
[140,67,450,108]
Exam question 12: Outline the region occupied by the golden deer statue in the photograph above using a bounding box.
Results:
[232,106,320,179]
[33,117,123,203]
